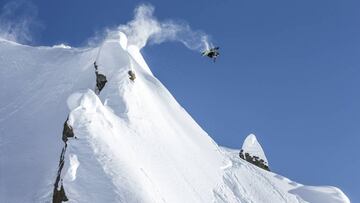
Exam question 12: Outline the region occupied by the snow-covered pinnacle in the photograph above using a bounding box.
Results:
[242,134,268,164]
[240,134,269,170]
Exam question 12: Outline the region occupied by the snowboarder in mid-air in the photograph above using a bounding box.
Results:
[202,47,220,62]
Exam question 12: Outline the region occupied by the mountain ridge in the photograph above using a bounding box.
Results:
[0,33,350,203]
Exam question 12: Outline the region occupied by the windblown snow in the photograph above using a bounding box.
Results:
[0,33,350,203]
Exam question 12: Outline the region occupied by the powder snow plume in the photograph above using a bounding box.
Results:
[116,4,213,51]
[0,0,42,44]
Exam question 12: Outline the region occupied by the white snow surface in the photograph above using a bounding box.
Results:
[241,134,269,164]
[0,32,350,203]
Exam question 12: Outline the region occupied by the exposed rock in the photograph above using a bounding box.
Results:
[52,144,68,203]
[62,118,74,142]
[94,61,107,94]
[53,117,74,202]
[128,70,136,81]
[95,72,107,93]
[52,183,68,203]
[239,150,270,171]
[239,134,270,171]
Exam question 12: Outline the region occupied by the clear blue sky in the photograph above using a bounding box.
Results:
[1,0,359,201]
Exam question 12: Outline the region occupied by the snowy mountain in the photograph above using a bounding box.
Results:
[0,33,350,203]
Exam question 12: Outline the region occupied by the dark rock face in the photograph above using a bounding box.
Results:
[94,61,107,94]
[62,118,74,143]
[53,184,68,203]
[53,117,74,202]
[239,149,270,171]
[128,70,136,81]
[96,73,107,93]
[52,143,69,203]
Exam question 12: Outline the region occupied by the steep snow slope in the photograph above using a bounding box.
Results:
[218,148,350,203]
[0,34,350,203]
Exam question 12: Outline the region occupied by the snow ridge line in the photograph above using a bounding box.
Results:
[52,117,74,203]
[51,47,109,202]
[52,143,68,203]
